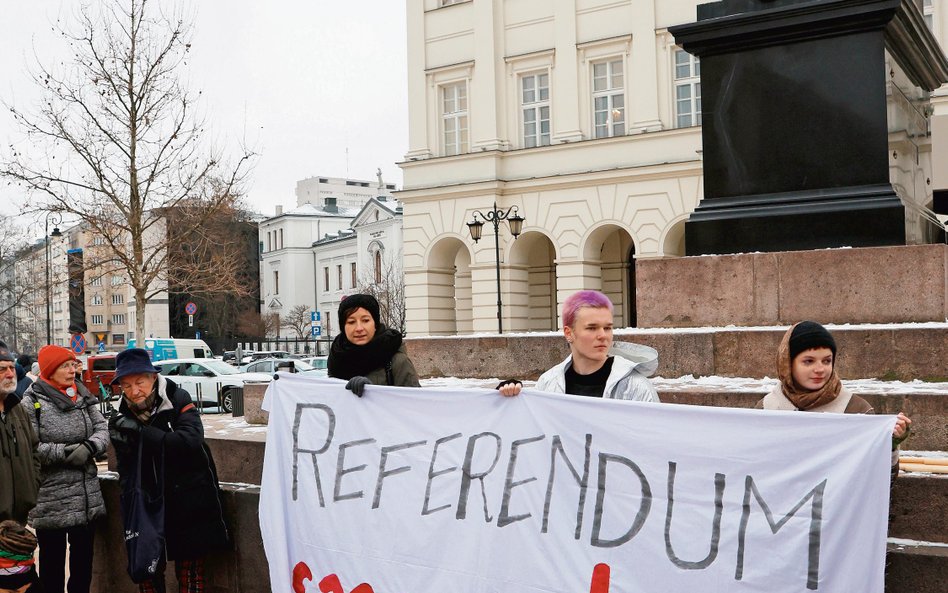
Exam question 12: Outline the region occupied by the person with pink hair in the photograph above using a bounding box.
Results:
[499,290,659,401]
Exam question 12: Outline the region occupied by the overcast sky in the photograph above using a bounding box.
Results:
[0,1,409,231]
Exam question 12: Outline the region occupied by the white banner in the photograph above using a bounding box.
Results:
[260,376,894,593]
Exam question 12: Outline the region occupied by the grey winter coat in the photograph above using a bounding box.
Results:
[21,379,108,529]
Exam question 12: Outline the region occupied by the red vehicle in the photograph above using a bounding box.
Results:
[79,353,120,401]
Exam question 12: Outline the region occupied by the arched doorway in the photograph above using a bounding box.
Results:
[583,225,636,328]
[508,231,558,331]
[425,237,473,334]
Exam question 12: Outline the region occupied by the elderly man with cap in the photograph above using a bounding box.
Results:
[109,348,228,593]
[0,341,39,527]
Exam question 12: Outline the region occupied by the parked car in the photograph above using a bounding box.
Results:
[239,350,291,365]
[154,358,271,413]
[298,356,328,370]
[77,353,120,402]
[242,358,327,377]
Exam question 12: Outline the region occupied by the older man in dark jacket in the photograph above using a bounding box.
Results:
[0,341,39,525]
[109,348,228,592]
[0,342,40,523]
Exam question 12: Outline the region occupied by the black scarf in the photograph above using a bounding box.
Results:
[327,325,403,381]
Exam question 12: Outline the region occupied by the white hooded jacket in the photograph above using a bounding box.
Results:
[535,341,660,402]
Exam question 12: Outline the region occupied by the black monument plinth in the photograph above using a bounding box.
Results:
[670,0,948,255]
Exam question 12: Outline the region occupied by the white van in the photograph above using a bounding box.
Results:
[128,338,214,362]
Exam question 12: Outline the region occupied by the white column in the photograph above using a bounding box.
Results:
[471,0,509,151]
[629,0,663,133]
[552,0,584,143]
[405,0,432,159]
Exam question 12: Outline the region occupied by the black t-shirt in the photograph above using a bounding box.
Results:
[564,357,614,398]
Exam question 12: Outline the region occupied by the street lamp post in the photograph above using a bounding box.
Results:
[44,213,62,345]
[466,202,525,334]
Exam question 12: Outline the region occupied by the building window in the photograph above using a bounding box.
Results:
[374,251,382,284]
[91,277,103,287]
[112,314,126,325]
[324,267,330,292]
[91,314,104,326]
[93,236,106,246]
[279,229,284,249]
[267,231,272,252]
[111,293,124,305]
[521,73,551,148]
[674,49,701,128]
[925,0,934,30]
[442,82,469,156]
[111,276,123,286]
[112,334,125,345]
[350,262,357,288]
[592,59,625,138]
[337,265,343,290]
[274,270,280,295]
[91,294,103,306]
[441,0,465,6]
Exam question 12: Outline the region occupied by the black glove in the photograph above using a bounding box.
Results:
[345,376,371,397]
[65,442,93,467]
[495,379,523,390]
[112,415,142,435]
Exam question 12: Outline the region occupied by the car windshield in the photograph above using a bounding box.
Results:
[201,360,240,375]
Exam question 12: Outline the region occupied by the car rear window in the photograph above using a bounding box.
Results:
[91,357,117,371]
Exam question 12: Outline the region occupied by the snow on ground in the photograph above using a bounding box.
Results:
[888,537,948,548]
[650,375,948,395]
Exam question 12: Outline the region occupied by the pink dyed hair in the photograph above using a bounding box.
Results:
[562,290,613,328]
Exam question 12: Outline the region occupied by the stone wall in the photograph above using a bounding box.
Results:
[635,244,948,328]
[405,326,948,382]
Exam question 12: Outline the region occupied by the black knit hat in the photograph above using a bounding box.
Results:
[0,341,13,363]
[338,294,381,329]
[789,321,837,360]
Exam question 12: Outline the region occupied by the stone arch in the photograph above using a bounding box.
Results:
[581,223,637,328]
[661,217,688,257]
[508,230,558,331]
[424,236,473,334]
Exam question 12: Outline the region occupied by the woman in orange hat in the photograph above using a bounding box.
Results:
[21,345,109,593]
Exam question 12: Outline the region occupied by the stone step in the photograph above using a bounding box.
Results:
[405,324,948,382]
[886,540,948,593]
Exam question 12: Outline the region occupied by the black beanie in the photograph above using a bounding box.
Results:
[789,321,837,360]
[338,294,381,330]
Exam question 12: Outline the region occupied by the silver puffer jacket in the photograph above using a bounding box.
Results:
[535,341,660,402]
[20,379,108,529]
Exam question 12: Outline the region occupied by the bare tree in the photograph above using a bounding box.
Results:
[236,311,279,339]
[0,217,38,346]
[358,254,406,335]
[280,304,312,340]
[1,0,254,341]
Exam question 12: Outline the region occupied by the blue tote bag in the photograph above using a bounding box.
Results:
[120,438,167,583]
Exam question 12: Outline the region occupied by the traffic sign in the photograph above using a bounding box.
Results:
[185,301,197,315]
[188,314,194,327]
[97,342,106,353]
[311,326,321,337]
[70,333,86,354]
[311,311,321,322]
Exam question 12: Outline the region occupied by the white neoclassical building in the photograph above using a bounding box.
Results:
[313,196,406,339]
[259,175,404,338]
[398,0,948,336]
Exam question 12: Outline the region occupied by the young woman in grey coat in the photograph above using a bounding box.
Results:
[21,345,109,593]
